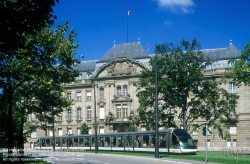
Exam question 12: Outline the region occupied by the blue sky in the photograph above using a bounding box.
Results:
[53,0,250,61]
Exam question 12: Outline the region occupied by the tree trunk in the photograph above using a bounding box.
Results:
[18,108,25,164]
[7,86,13,163]
[182,96,187,131]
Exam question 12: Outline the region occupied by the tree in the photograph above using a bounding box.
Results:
[126,123,138,132]
[0,0,59,159]
[136,39,239,139]
[80,122,89,134]
[0,19,80,162]
[229,43,250,85]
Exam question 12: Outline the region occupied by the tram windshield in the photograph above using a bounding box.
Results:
[173,129,196,148]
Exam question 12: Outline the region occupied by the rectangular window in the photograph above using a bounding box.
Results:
[117,87,121,96]
[116,104,122,118]
[31,129,37,138]
[122,104,128,118]
[86,91,91,101]
[58,113,62,121]
[229,82,236,93]
[233,139,237,147]
[77,92,81,101]
[68,111,72,121]
[68,128,72,135]
[123,86,128,96]
[77,108,82,120]
[67,92,72,100]
[77,128,80,135]
[58,128,63,136]
[100,127,104,134]
[100,88,104,99]
[100,107,105,119]
[229,124,237,134]
[87,108,91,120]
[88,127,92,134]
[49,130,53,136]
[31,113,36,122]
[227,139,231,147]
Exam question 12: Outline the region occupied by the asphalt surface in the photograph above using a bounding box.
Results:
[0,150,215,164]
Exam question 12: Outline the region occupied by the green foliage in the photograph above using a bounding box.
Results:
[80,122,89,134]
[0,0,58,54]
[229,43,250,86]
[136,39,239,139]
[126,123,138,132]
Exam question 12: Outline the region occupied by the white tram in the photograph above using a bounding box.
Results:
[36,129,197,154]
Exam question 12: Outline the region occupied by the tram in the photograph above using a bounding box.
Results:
[36,129,197,154]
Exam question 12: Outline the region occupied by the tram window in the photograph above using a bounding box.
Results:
[150,135,155,147]
[159,134,166,148]
[142,135,149,147]
[172,134,180,147]
[92,137,96,146]
[56,138,60,147]
[116,136,123,147]
[62,138,67,147]
[74,138,78,146]
[111,137,116,146]
[79,138,84,147]
[135,135,142,148]
[104,137,110,147]
[69,138,73,147]
[84,138,89,147]
[99,137,104,147]
[126,135,132,147]
[42,139,45,147]
[46,139,50,146]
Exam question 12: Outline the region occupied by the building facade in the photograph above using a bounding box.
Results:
[26,41,250,150]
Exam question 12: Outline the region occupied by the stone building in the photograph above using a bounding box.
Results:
[26,41,250,149]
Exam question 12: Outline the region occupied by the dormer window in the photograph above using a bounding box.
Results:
[205,61,212,70]
[86,72,92,79]
[228,59,236,68]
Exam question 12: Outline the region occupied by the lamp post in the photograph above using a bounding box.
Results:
[155,53,159,158]
[93,80,98,153]
[151,104,162,158]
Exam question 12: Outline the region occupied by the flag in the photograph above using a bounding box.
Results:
[127,10,131,16]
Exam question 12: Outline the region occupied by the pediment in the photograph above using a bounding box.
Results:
[94,58,147,78]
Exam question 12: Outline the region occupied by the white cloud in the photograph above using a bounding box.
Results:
[164,21,172,25]
[154,0,195,13]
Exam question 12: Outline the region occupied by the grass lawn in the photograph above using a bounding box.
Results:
[94,150,250,164]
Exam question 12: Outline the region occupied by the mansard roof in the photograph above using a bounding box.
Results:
[97,42,150,63]
[72,60,97,72]
[202,43,241,61]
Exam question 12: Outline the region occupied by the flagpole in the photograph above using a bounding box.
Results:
[127,13,128,43]
[127,10,131,43]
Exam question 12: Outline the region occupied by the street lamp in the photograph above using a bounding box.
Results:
[93,80,98,153]
[151,104,163,158]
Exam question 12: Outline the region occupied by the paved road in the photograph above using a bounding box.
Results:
[0,150,212,164]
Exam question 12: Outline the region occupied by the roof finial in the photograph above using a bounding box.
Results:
[114,40,116,46]
[138,37,140,43]
[230,39,232,44]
